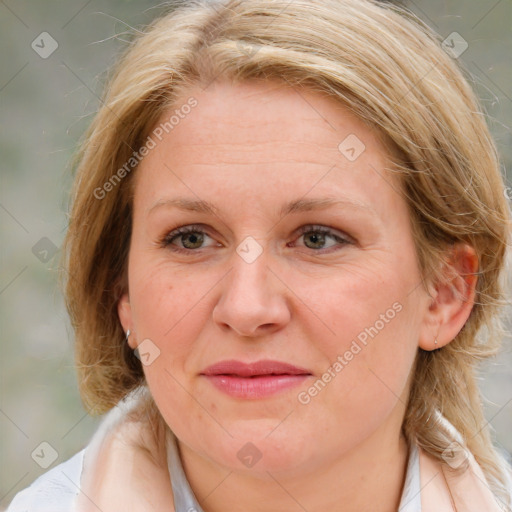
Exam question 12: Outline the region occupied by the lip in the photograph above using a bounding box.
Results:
[201,359,311,377]
[200,359,312,399]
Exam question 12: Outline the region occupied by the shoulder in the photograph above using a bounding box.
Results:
[6,449,85,512]
[418,443,509,512]
[6,388,173,512]
[77,389,175,511]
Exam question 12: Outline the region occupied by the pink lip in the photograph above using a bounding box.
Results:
[200,359,312,399]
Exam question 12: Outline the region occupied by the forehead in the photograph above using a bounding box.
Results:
[155,78,386,161]
[133,79,404,222]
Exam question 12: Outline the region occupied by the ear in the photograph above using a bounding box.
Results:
[118,292,137,349]
[418,243,479,351]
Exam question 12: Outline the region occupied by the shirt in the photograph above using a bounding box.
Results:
[166,428,422,512]
[6,405,422,511]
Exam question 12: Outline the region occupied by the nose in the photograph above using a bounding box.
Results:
[212,250,291,338]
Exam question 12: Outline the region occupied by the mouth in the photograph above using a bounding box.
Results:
[200,359,312,399]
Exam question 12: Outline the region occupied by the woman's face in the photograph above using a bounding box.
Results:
[119,79,433,476]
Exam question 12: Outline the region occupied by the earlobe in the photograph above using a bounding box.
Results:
[418,243,478,351]
[117,293,136,349]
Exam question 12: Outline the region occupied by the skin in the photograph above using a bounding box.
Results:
[118,78,478,512]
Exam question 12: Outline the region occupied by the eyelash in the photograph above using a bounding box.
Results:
[160,224,353,254]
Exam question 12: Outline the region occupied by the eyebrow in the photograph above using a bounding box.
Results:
[147,196,377,217]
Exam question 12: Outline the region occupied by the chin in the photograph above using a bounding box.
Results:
[202,422,318,477]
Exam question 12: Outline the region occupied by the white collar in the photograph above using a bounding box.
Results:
[398,439,422,511]
[165,428,422,512]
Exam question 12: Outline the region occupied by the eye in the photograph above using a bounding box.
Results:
[161,225,217,253]
[293,225,353,252]
[160,224,353,254]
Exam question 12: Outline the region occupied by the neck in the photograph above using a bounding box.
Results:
[177,425,409,512]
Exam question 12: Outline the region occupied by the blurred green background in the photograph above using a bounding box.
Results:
[1,0,511,508]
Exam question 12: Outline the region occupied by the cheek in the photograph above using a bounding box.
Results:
[303,257,421,416]
[130,259,195,337]
[128,261,208,385]
[304,255,418,353]
[128,262,205,425]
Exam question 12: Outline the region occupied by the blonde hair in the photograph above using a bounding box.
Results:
[60,0,512,505]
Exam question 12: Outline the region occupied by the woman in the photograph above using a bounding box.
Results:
[8,0,512,510]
